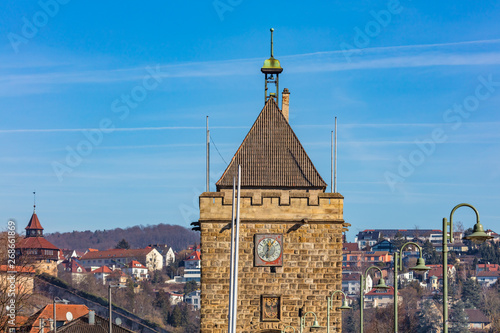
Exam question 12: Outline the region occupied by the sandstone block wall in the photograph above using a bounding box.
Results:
[199,190,346,333]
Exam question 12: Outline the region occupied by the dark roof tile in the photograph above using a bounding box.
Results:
[216,98,327,190]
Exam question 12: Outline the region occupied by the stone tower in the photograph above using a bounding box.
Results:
[196,31,348,333]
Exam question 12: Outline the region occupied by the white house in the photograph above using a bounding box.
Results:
[80,247,163,272]
[185,290,201,310]
[123,260,149,281]
[183,250,201,283]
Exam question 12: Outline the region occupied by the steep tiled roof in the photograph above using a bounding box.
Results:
[185,250,201,261]
[61,259,87,273]
[16,236,60,250]
[80,248,154,261]
[465,309,491,324]
[22,304,89,333]
[0,264,35,273]
[365,286,399,296]
[342,243,359,251]
[25,212,43,230]
[53,313,135,333]
[91,265,113,274]
[129,260,147,269]
[216,98,327,190]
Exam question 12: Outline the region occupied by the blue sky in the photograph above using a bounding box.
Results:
[1,1,499,241]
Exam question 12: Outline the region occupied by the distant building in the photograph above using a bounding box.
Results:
[149,244,176,267]
[465,309,492,331]
[58,257,87,283]
[476,270,500,287]
[342,273,372,296]
[355,229,443,249]
[53,310,135,333]
[185,290,201,310]
[424,264,456,287]
[364,286,399,309]
[21,303,89,333]
[183,250,201,283]
[342,250,392,270]
[0,264,35,294]
[123,260,149,281]
[90,265,113,284]
[370,240,396,253]
[79,247,163,271]
[15,207,63,276]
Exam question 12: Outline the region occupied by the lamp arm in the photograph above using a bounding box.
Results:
[449,203,480,242]
[398,242,424,267]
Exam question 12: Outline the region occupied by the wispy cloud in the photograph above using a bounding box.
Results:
[1,39,499,93]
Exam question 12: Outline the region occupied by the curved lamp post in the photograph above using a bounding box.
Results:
[393,242,430,332]
[360,265,388,333]
[442,203,492,333]
[108,283,126,333]
[327,290,351,333]
[280,325,297,333]
[300,311,321,333]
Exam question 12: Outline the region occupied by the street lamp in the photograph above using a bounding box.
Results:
[360,265,388,333]
[108,283,126,333]
[300,311,321,333]
[327,290,351,333]
[53,297,69,333]
[280,325,297,333]
[442,203,492,333]
[393,242,430,333]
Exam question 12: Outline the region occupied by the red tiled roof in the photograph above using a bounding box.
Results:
[22,304,89,333]
[426,264,454,279]
[342,243,359,251]
[216,98,327,189]
[25,212,43,230]
[185,251,201,261]
[477,264,500,271]
[129,260,147,269]
[91,266,112,274]
[16,236,60,250]
[61,259,87,273]
[80,248,155,261]
[0,264,35,273]
[365,286,399,296]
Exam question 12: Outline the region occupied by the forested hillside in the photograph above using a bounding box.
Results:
[46,223,200,252]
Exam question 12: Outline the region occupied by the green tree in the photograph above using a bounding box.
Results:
[462,277,481,308]
[416,300,441,333]
[392,231,407,250]
[449,300,470,333]
[115,238,130,249]
[422,240,441,265]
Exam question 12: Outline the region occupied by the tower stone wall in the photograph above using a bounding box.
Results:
[199,189,346,333]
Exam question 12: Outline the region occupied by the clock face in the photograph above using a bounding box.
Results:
[255,234,283,266]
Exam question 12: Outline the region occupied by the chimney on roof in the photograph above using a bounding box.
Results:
[89,310,95,325]
[281,88,290,122]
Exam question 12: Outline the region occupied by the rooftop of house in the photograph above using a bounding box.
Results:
[91,265,113,274]
[185,250,201,261]
[465,309,491,324]
[52,312,135,333]
[16,236,60,250]
[365,286,399,297]
[22,304,89,332]
[80,248,156,261]
[342,243,359,251]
